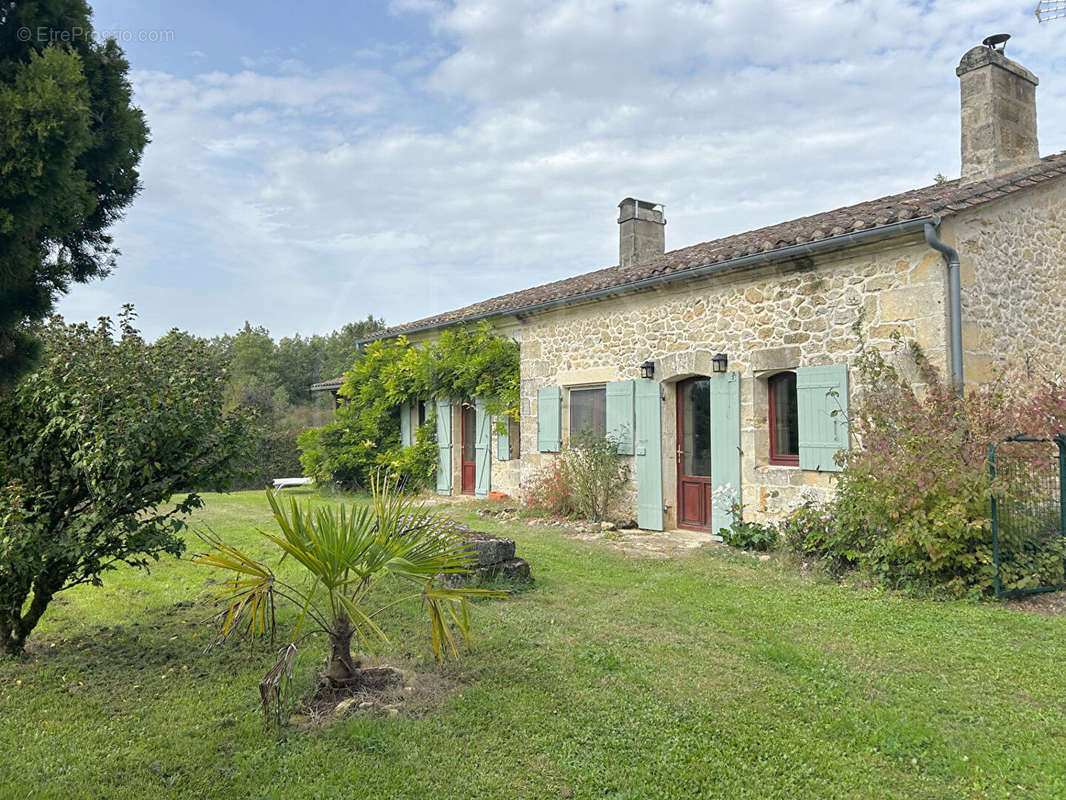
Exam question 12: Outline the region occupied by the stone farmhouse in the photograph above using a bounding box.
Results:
[313,40,1066,534]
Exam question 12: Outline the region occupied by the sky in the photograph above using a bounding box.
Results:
[55,0,1066,341]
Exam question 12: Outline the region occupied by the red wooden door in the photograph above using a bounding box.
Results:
[676,377,712,531]
[461,404,476,495]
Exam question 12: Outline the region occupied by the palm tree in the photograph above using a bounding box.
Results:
[193,476,504,720]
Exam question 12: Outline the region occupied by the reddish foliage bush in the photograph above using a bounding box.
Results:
[521,459,576,518]
[794,337,1066,596]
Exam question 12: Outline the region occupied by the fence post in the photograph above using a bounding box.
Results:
[1058,434,1066,542]
[989,441,1002,598]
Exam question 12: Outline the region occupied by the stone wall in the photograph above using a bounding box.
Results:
[431,176,1066,522]
[516,233,950,526]
[952,178,1066,384]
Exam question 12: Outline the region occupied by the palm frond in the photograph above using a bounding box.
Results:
[259,643,298,727]
[193,477,509,720]
[421,583,507,662]
[193,531,277,648]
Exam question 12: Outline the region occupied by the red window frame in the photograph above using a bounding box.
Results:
[768,371,799,466]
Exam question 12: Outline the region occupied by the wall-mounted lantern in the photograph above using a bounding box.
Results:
[639,360,655,380]
[711,353,729,374]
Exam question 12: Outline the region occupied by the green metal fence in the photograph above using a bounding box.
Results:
[989,434,1066,598]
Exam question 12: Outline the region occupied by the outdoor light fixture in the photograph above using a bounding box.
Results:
[640,361,655,379]
[711,353,728,373]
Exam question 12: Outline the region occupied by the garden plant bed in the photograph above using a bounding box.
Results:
[1006,589,1066,617]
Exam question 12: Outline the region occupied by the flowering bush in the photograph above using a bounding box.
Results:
[521,459,576,518]
[521,434,629,521]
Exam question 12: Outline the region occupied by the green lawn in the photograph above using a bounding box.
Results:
[3,491,1066,799]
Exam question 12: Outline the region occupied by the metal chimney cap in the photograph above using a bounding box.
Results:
[982,33,1010,51]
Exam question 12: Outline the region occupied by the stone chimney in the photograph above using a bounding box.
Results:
[957,39,1039,182]
[618,198,665,268]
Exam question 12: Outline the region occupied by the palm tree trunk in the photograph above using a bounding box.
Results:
[325,612,358,684]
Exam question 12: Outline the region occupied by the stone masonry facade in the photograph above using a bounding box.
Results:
[363,41,1066,528]
[953,178,1066,383]
[510,233,950,527]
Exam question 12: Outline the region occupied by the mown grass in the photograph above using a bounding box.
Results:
[3,490,1066,799]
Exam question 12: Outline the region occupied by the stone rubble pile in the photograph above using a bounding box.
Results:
[443,530,531,587]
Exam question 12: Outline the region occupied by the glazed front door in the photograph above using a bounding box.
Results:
[676,376,712,531]
[460,404,476,495]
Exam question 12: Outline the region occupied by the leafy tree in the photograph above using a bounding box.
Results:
[0,308,252,655]
[224,322,280,413]
[317,315,385,385]
[194,478,503,722]
[205,318,384,488]
[0,0,149,385]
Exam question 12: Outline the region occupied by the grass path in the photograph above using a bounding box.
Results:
[2,490,1065,799]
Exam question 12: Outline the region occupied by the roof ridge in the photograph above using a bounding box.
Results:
[364,151,1066,343]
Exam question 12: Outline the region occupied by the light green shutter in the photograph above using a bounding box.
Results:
[797,364,849,472]
[497,416,510,461]
[537,386,561,452]
[399,402,412,448]
[475,398,491,498]
[635,379,663,531]
[606,380,635,455]
[435,399,452,495]
[710,371,742,534]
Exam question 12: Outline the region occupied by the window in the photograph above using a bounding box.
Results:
[462,404,476,464]
[768,371,799,465]
[679,377,712,477]
[569,386,606,439]
[417,401,427,427]
[508,417,521,459]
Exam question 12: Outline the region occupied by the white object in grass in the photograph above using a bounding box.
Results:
[271,477,313,495]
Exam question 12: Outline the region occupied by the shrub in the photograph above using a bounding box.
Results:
[522,459,575,518]
[562,433,630,522]
[721,517,779,552]
[777,500,856,574]
[387,415,439,490]
[790,336,1066,596]
[522,434,630,522]
[0,311,252,654]
[231,404,310,490]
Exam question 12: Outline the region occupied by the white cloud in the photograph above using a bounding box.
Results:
[57,0,1066,341]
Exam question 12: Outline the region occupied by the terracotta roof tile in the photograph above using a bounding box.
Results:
[367,152,1066,341]
[310,376,345,391]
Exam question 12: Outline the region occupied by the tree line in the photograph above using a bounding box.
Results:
[206,315,384,488]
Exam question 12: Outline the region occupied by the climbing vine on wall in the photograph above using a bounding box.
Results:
[298,323,520,490]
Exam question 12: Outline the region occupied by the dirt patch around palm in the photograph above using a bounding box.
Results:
[289,659,473,729]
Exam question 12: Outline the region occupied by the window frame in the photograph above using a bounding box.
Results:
[568,385,607,440]
[508,416,521,460]
[768,371,800,467]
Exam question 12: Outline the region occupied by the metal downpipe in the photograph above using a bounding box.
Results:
[924,220,964,394]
